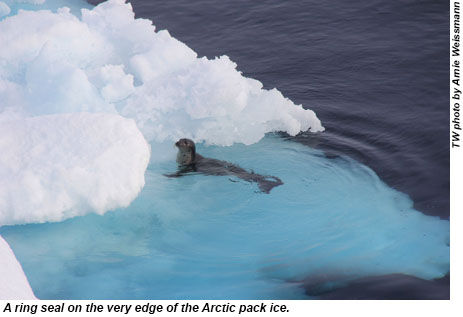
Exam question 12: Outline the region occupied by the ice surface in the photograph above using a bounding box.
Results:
[0,0,449,300]
[0,113,150,225]
[0,236,36,299]
[16,0,45,4]
[0,137,449,299]
[0,0,324,146]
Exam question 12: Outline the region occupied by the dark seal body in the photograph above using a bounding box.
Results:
[166,138,283,193]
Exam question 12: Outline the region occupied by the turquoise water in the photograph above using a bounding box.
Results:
[0,0,92,19]
[0,136,449,299]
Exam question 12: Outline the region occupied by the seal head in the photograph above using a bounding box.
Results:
[175,138,196,166]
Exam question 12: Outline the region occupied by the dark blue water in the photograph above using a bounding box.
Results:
[116,0,449,299]
[123,0,449,219]
[0,0,447,300]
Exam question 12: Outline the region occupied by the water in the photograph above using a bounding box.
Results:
[122,0,451,298]
[0,0,449,299]
[127,0,449,220]
[0,137,449,299]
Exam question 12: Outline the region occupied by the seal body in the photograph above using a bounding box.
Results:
[166,138,283,193]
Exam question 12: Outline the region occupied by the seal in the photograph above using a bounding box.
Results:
[165,138,283,193]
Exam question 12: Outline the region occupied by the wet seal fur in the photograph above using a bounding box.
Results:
[165,138,283,193]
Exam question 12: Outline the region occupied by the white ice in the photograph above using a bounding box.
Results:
[0,236,36,299]
[0,0,323,147]
[0,113,150,226]
[0,0,447,301]
[0,0,321,300]
[0,0,324,228]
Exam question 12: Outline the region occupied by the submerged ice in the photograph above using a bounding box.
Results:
[0,0,449,299]
[0,2,10,18]
[1,137,449,299]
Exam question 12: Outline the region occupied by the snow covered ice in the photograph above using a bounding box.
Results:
[0,0,324,146]
[0,113,150,225]
[0,0,449,299]
[0,0,325,298]
[0,236,36,299]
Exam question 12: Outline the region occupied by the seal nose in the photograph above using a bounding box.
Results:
[175,140,180,147]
